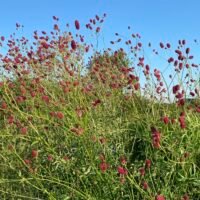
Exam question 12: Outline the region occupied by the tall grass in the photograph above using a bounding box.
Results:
[0,15,199,199]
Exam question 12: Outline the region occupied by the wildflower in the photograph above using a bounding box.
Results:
[99,137,106,144]
[120,156,127,165]
[168,57,174,63]
[186,48,190,54]
[53,16,57,20]
[95,15,100,21]
[134,82,140,90]
[145,159,151,169]
[182,194,189,200]
[100,162,109,173]
[42,95,50,104]
[1,101,7,109]
[160,42,164,48]
[96,27,100,33]
[92,99,101,107]
[175,49,182,55]
[155,195,165,200]
[54,24,59,31]
[172,84,180,94]
[8,115,15,124]
[16,23,20,28]
[189,55,193,59]
[162,116,169,124]
[75,20,80,30]
[1,36,5,41]
[28,89,35,97]
[16,96,26,104]
[196,107,200,113]
[31,150,38,159]
[56,111,64,119]
[139,167,145,176]
[151,127,161,148]
[75,107,84,118]
[70,125,84,135]
[117,166,128,175]
[50,111,56,117]
[154,69,161,81]
[184,152,190,158]
[179,112,186,129]
[47,155,53,161]
[166,43,171,48]
[24,159,31,165]
[142,181,149,190]
[20,127,27,135]
[71,40,76,50]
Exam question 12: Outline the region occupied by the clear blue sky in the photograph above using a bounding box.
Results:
[1,0,200,44]
[0,0,200,73]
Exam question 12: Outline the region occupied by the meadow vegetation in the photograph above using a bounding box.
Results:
[0,14,199,199]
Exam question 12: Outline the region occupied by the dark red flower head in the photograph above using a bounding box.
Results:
[75,20,80,30]
[117,166,128,175]
[155,195,165,200]
[71,40,77,50]
[31,150,38,158]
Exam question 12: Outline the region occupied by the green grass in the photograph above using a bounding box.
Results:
[0,76,199,200]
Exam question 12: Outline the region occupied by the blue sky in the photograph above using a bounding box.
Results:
[1,0,200,101]
[0,0,200,79]
[1,0,200,45]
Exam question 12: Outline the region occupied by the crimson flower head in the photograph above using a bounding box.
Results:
[70,125,84,136]
[151,127,161,148]
[92,99,101,107]
[71,40,77,50]
[24,159,31,165]
[142,181,149,190]
[31,150,38,159]
[172,84,180,94]
[182,194,189,200]
[53,16,59,21]
[155,195,165,200]
[166,43,171,48]
[139,167,145,176]
[96,27,100,33]
[8,115,15,124]
[75,107,84,118]
[162,116,169,124]
[179,113,186,129]
[20,127,27,135]
[75,20,80,30]
[117,166,128,175]
[145,159,151,169]
[1,36,5,41]
[47,155,53,161]
[186,48,190,54]
[120,156,127,165]
[42,95,50,104]
[16,23,20,28]
[56,111,64,119]
[100,162,109,173]
[160,42,164,48]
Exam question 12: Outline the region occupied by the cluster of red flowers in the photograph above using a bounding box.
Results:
[151,127,161,148]
[50,111,64,119]
[179,112,186,129]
